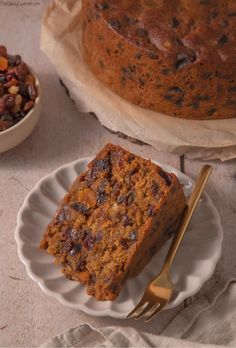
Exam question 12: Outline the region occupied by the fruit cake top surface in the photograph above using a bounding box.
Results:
[94,0,236,65]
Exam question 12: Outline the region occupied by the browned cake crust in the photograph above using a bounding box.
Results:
[40,144,186,300]
[82,0,236,120]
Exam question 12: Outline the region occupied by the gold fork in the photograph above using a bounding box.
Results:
[127,165,212,323]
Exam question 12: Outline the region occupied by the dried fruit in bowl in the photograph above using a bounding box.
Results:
[0,45,38,132]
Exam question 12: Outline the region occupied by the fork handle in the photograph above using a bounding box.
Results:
[163,165,212,272]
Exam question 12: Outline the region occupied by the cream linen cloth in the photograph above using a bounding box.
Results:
[41,280,236,347]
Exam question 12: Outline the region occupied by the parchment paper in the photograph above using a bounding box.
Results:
[41,0,236,161]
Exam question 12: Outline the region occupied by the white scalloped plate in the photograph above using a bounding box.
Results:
[15,158,223,318]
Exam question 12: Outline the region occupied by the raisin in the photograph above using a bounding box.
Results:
[207,108,217,116]
[117,195,126,204]
[83,231,94,250]
[0,101,5,114]
[215,71,231,80]
[175,99,183,107]
[76,259,86,271]
[94,157,110,171]
[202,71,213,80]
[28,83,37,100]
[175,52,196,70]
[136,28,148,37]
[151,182,159,197]
[0,119,13,131]
[109,19,121,30]
[71,202,90,216]
[69,243,82,256]
[199,0,210,4]
[129,167,138,176]
[0,74,7,84]
[19,82,30,99]
[97,191,107,205]
[196,95,210,101]
[95,230,103,242]
[78,230,87,240]
[148,52,158,60]
[111,245,117,252]
[1,94,15,109]
[159,169,172,186]
[127,190,135,204]
[124,15,138,25]
[135,39,142,47]
[0,46,7,58]
[98,179,109,193]
[15,62,28,80]
[171,17,180,28]
[221,19,228,28]
[23,100,34,112]
[120,238,129,249]
[190,102,200,109]
[129,231,137,242]
[147,204,156,217]
[210,11,218,19]
[164,87,184,104]
[67,228,80,241]
[112,181,120,195]
[122,66,135,78]
[5,71,17,81]
[122,214,132,226]
[138,78,145,87]
[8,54,21,66]
[83,237,93,251]
[14,110,26,120]
[218,34,228,45]
[60,240,73,253]
[162,69,171,76]
[99,59,105,69]
[124,175,132,185]
[135,52,142,60]
[96,2,109,10]
[127,155,135,163]
[175,57,189,70]
[89,273,97,284]
[0,83,4,97]
[168,86,182,94]
[57,206,70,223]
[117,42,123,50]
[0,114,13,122]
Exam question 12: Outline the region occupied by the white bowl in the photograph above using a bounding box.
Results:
[15,158,223,318]
[0,68,41,154]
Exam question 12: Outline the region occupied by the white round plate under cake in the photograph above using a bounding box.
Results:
[15,158,223,319]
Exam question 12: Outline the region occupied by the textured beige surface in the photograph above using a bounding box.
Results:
[0,1,236,347]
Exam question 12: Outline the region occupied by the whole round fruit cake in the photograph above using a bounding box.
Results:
[82,0,236,120]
